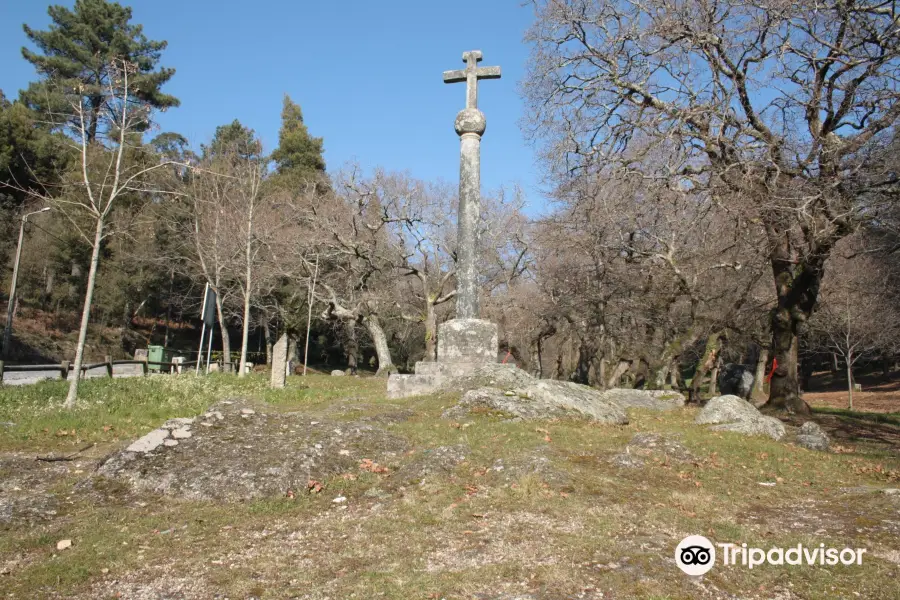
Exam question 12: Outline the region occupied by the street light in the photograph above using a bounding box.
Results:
[2,207,51,358]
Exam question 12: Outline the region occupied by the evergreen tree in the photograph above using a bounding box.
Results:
[203,120,262,161]
[21,0,179,142]
[270,95,325,186]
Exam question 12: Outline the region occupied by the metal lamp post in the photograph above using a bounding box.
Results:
[2,207,51,357]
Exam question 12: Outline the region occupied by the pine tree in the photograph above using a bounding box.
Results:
[21,0,179,142]
[270,95,325,186]
[203,120,262,161]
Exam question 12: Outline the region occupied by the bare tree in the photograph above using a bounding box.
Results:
[525,0,900,413]
[809,243,900,408]
[4,59,181,406]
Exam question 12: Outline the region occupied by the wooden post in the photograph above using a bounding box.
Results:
[0,360,4,383]
[142,361,148,377]
[105,355,113,378]
[61,360,70,380]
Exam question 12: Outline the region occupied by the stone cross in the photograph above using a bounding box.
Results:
[443,50,501,319]
[443,50,501,110]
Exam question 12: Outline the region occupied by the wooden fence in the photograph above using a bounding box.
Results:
[0,357,200,384]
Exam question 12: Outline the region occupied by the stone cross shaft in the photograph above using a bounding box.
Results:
[443,50,501,319]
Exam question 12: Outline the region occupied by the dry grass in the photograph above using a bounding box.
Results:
[1,374,900,599]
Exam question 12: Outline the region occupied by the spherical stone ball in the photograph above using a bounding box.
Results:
[455,108,486,136]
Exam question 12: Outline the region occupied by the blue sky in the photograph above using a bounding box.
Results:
[0,0,546,210]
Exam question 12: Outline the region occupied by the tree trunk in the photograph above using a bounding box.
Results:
[531,338,543,378]
[42,268,55,309]
[264,321,273,365]
[345,321,359,375]
[653,363,670,390]
[423,299,437,362]
[364,315,395,376]
[690,332,722,403]
[763,236,821,414]
[709,365,719,396]
[765,308,809,414]
[555,348,564,380]
[606,359,631,389]
[753,347,769,397]
[238,288,251,377]
[65,218,104,408]
[573,339,595,385]
[846,351,854,410]
[214,291,230,371]
[163,268,174,347]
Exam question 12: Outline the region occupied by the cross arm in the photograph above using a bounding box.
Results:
[443,69,467,83]
[475,66,501,79]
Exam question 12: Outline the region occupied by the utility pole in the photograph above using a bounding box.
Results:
[2,207,51,358]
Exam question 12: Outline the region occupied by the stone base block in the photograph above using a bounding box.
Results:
[438,318,498,363]
[387,318,500,399]
[387,374,443,399]
[414,361,480,377]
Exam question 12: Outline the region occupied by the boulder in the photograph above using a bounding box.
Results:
[796,421,830,452]
[444,379,628,424]
[98,400,408,501]
[331,369,345,377]
[717,364,755,399]
[444,387,571,421]
[602,389,685,411]
[628,432,694,462]
[696,394,786,440]
[489,452,572,487]
[696,395,764,425]
[609,452,646,469]
[394,445,469,484]
[711,417,786,440]
[609,432,694,468]
[446,363,535,392]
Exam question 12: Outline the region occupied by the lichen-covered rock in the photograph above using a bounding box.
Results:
[601,389,685,411]
[446,363,536,392]
[796,421,830,451]
[489,452,572,487]
[628,432,695,462]
[609,433,694,469]
[444,387,571,421]
[711,416,786,441]
[518,380,628,424]
[97,400,408,501]
[609,452,645,469]
[696,395,762,425]
[444,379,628,424]
[696,395,785,440]
[394,445,469,484]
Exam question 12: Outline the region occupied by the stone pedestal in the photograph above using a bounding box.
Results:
[387,318,498,399]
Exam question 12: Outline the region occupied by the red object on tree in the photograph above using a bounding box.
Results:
[766,358,778,383]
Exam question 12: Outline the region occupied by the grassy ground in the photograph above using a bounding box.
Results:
[1,374,900,599]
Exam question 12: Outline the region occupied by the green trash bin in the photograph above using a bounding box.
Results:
[147,345,175,372]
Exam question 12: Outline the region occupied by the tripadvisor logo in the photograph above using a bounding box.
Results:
[675,535,868,574]
[676,535,716,575]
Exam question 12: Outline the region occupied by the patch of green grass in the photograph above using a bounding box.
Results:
[0,373,385,451]
[813,405,900,426]
[2,376,900,598]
